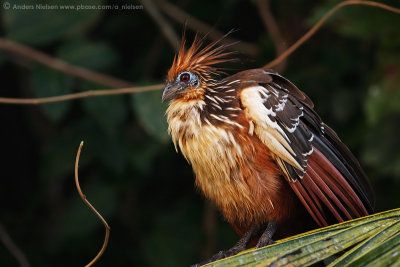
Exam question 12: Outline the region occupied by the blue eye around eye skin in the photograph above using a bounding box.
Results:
[178,72,199,87]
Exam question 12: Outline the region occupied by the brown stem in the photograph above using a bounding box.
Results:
[74,141,110,267]
[0,84,163,105]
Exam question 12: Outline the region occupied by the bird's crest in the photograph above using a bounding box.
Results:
[167,33,237,82]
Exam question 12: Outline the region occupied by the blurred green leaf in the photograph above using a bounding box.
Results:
[209,208,400,267]
[57,39,118,70]
[92,130,128,173]
[364,49,400,125]
[330,90,358,123]
[81,81,126,136]
[31,65,73,122]
[362,118,400,178]
[3,0,104,45]
[307,1,338,27]
[131,89,170,143]
[308,1,400,45]
[364,85,400,125]
[129,141,160,175]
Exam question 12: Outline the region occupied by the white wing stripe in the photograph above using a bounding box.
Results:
[241,86,302,171]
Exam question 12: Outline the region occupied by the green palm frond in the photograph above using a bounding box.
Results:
[207,208,400,267]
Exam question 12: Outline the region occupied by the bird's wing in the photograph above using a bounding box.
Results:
[239,69,374,227]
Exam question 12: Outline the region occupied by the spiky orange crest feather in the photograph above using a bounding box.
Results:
[166,34,237,83]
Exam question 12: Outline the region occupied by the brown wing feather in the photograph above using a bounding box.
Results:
[291,179,327,227]
[239,68,374,227]
[289,146,365,227]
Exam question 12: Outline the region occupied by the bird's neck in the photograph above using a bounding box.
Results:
[166,98,205,152]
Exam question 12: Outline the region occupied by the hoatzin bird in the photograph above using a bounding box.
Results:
[162,35,375,265]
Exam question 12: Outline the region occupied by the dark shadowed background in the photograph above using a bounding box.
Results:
[0,0,399,266]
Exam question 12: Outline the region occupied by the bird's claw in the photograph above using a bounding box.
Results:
[255,238,275,249]
[255,220,276,249]
[191,247,241,266]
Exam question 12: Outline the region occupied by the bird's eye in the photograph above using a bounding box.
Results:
[177,71,199,87]
[180,73,190,83]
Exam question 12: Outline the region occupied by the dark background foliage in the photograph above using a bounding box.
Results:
[0,0,399,266]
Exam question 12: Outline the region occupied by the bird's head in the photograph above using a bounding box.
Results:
[162,34,236,102]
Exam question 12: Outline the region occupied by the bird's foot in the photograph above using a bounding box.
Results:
[190,246,244,267]
[191,222,276,266]
[190,225,261,266]
[255,237,275,248]
[255,220,276,249]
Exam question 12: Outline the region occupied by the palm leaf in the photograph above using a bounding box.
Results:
[206,208,400,267]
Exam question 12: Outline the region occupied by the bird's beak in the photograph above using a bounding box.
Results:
[162,83,178,102]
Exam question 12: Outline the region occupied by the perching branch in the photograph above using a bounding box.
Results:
[263,0,400,69]
[75,141,110,267]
